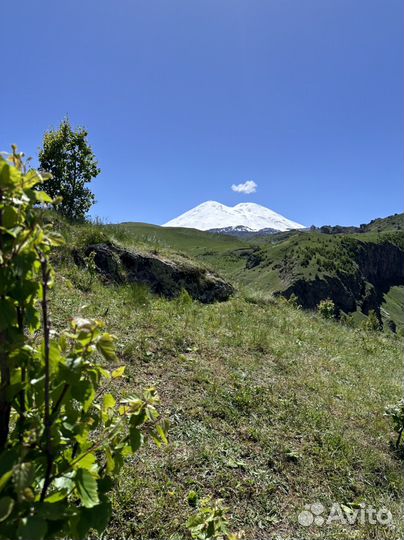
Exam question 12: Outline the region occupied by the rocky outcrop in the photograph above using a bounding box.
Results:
[281,275,358,313]
[280,239,404,317]
[350,240,404,293]
[76,243,234,303]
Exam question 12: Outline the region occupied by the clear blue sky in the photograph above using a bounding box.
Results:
[1,0,402,226]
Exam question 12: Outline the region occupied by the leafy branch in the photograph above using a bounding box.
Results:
[0,148,168,539]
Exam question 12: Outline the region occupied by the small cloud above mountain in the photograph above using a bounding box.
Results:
[231,180,257,194]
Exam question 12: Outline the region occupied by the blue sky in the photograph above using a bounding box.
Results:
[1,0,402,226]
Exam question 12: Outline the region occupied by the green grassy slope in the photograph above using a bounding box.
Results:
[50,222,404,540]
[382,286,404,331]
[107,219,404,330]
[106,222,250,276]
[364,213,403,233]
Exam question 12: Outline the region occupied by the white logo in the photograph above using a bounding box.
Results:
[298,503,325,526]
[298,502,392,527]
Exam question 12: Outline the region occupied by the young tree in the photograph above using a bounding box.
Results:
[38,119,100,220]
[0,147,168,539]
[0,146,236,540]
[364,309,383,332]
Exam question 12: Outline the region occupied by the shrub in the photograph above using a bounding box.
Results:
[317,299,336,320]
[385,400,404,449]
[364,310,383,332]
[186,497,243,540]
[0,148,168,539]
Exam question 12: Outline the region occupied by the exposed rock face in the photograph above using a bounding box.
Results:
[353,241,404,293]
[79,243,234,303]
[281,239,404,316]
[282,275,358,313]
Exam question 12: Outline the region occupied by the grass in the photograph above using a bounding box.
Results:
[95,222,404,331]
[50,231,404,539]
[365,213,404,233]
[382,286,404,332]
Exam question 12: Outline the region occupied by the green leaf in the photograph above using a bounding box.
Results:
[0,497,14,522]
[0,299,16,331]
[0,472,12,493]
[34,190,53,204]
[44,490,68,503]
[98,366,111,379]
[156,419,169,445]
[75,453,97,471]
[48,340,62,372]
[103,393,116,412]
[2,206,18,228]
[37,500,72,520]
[0,162,19,188]
[23,169,45,188]
[71,379,95,412]
[70,498,112,539]
[111,366,125,379]
[83,386,96,412]
[97,333,117,362]
[129,426,143,453]
[47,231,65,247]
[84,499,112,534]
[17,516,47,540]
[105,449,115,474]
[75,469,99,508]
[129,409,146,428]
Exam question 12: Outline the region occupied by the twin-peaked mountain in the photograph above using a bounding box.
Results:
[163,201,305,233]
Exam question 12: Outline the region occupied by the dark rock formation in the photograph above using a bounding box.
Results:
[78,243,234,303]
[279,239,404,317]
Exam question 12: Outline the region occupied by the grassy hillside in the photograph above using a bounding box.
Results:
[364,213,403,233]
[382,286,404,331]
[106,222,249,277]
[50,220,404,539]
[106,216,404,330]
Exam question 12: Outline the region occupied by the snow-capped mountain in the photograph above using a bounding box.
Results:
[163,201,305,232]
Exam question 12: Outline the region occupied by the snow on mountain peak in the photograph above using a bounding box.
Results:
[163,201,305,232]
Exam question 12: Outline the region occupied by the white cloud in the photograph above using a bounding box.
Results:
[231,180,257,194]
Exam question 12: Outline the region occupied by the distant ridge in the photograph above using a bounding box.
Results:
[163,201,305,232]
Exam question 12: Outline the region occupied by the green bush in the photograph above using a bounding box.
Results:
[363,310,383,332]
[317,299,336,320]
[186,497,243,540]
[0,148,168,539]
[385,399,404,449]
